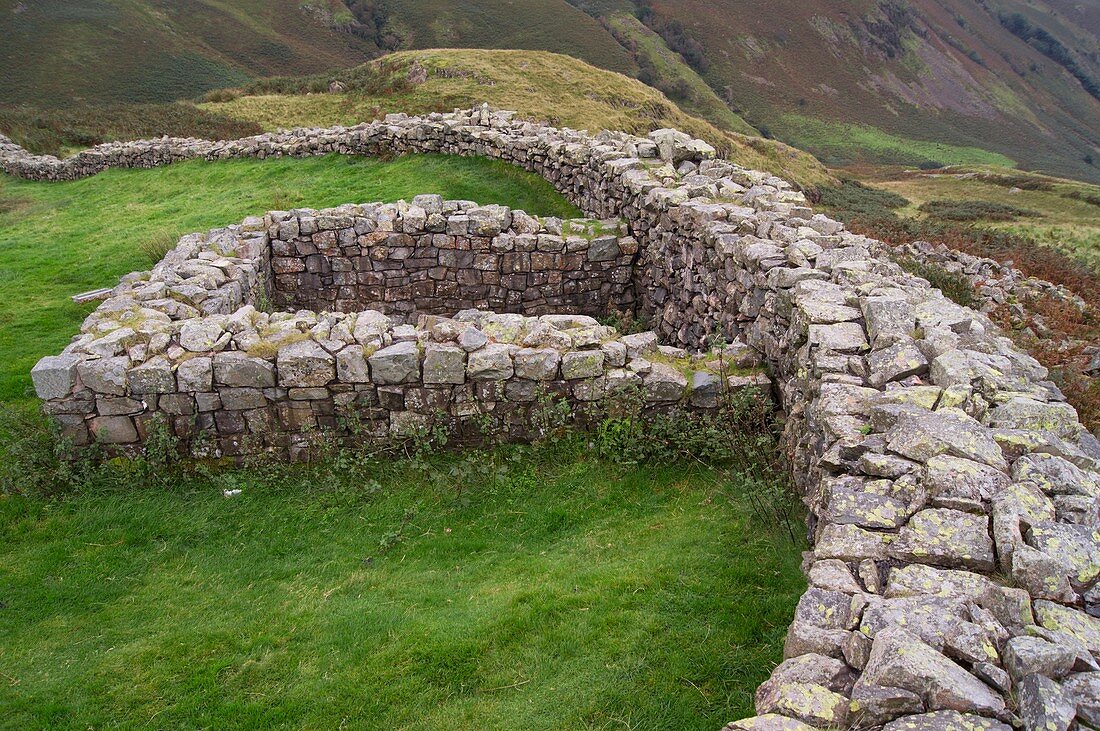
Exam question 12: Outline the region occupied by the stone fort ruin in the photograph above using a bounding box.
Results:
[6,106,1100,730]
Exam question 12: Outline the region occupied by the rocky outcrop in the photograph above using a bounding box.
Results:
[13,107,1100,730]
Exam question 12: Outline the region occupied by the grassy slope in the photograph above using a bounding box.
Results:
[784,116,1018,169]
[858,165,1100,267]
[0,438,805,729]
[200,49,835,190]
[0,0,373,106]
[0,154,579,403]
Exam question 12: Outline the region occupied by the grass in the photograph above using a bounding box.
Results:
[0,153,580,403]
[0,430,805,729]
[780,115,1017,169]
[198,49,836,191]
[856,165,1100,268]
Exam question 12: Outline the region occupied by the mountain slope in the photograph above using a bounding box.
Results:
[373,0,638,76]
[0,0,376,105]
[0,0,637,106]
[613,0,1100,182]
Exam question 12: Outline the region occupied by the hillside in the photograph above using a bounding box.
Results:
[4,0,1098,183]
[594,0,1100,182]
[0,0,635,107]
[198,49,834,190]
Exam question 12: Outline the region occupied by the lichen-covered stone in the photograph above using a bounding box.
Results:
[213,352,276,387]
[31,355,79,400]
[369,342,420,385]
[277,340,335,388]
[881,711,1011,731]
[890,508,995,572]
[643,362,687,401]
[860,628,1007,717]
[1003,635,1077,682]
[561,350,605,380]
[336,345,371,383]
[129,357,176,394]
[423,343,466,385]
[886,410,1007,471]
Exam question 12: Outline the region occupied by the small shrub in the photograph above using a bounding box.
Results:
[530,388,572,440]
[598,308,649,335]
[895,257,977,307]
[918,199,1041,222]
[817,179,909,221]
[1064,190,1100,208]
[200,88,243,103]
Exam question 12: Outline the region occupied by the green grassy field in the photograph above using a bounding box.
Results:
[0,153,580,404]
[0,434,805,730]
[858,165,1100,268]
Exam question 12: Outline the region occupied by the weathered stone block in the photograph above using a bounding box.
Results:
[515,348,561,381]
[213,352,276,387]
[468,344,515,380]
[278,340,335,387]
[369,341,420,385]
[31,355,79,400]
[423,343,466,385]
[129,358,176,394]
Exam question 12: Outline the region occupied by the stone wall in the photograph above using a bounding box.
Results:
[30,201,751,460]
[12,108,1100,731]
[265,197,637,320]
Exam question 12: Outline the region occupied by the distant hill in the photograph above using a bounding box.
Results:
[0,0,634,106]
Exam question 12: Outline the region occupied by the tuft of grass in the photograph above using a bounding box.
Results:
[0,409,805,730]
[0,153,580,403]
[138,230,180,266]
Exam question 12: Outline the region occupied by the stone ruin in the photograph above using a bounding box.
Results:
[7,106,1100,731]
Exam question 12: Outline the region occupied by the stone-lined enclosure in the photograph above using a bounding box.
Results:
[9,107,1100,731]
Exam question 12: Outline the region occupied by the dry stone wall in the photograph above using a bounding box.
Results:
[265,197,637,320]
[9,106,1100,731]
[29,200,745,460]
